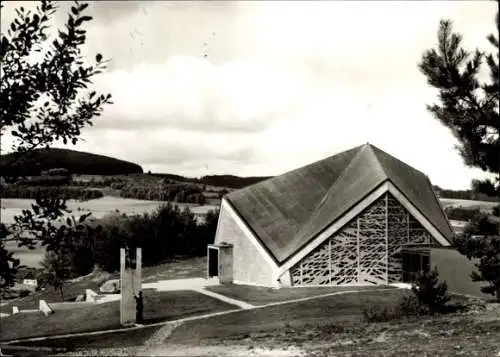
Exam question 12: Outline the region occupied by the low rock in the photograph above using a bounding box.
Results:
[99,279,121,294]
[39,300,54,316]
[75,294,85,302]
[85,289,98,303]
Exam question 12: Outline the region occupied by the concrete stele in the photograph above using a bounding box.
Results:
[120,247,142,326]
[85,289,98,303]
[39,300,54,316]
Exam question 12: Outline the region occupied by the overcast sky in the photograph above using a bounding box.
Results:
[1,1,497,189]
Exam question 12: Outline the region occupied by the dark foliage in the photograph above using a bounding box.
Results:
[411,267,451,314]
[120,182,206,204]
[199,175,272,189]
[1,0,113,296]
[77,205,219,273]
[419,13,499,196]
[0,148,142,177]
[364,268,451,322]
[445,206,482,221]
[148,173,270,190]
[434,185,499,202]
[493,205,500,217]
[0,223,22,297]
[454,214,500,298]
[0,185,103,200]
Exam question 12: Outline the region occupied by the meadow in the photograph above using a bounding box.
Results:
[439,198,499,212]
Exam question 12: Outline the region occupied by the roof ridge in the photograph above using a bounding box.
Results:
[226,144,366,201]
[291,144,372,241]
[365,144,389,179]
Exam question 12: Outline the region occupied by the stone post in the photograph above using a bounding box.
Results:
[120,247,142,326]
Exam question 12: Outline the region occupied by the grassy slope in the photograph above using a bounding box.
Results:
[0,290,235,342]
[206,284,393,306]
[5,289,500,356]
[0,257,207,311]
[167,289,409,345]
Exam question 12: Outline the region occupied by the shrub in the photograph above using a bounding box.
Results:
[411,267,450,314]
[398,294,426,316]
[19,290,31,298]
[363,268,451,323]
[0,185,103,201]
[41,168,71,177]
[363,304,397,322]
[445,206,482,221]
[493,204,499,217]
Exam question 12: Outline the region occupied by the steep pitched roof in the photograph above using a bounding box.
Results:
[225,143,454,264]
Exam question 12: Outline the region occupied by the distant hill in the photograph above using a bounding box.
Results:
[1,148,143,176]
[199,175,272,189]
[150,173,271,189]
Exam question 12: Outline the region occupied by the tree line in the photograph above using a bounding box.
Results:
[19,204,219,298]
[0,185,104,201]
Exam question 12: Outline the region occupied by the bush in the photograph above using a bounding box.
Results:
[41,168,71,177]
[0,185,103,201]
[363,294,425,323]
[78,205,220,273]
[363,304,397,322]
[364,268,451,323]
[445,206,482,221]
[493,204,499,217]
[398,294,426,316]
[411,267,450,314]
[19,290,31,298]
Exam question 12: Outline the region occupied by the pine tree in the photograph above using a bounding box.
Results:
[419,7,500,301]
[418,11,499,196]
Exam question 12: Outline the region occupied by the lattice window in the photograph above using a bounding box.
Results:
[358,199,387,285]
[290,193,439,286]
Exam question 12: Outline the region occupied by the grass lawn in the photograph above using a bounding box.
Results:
[8,325,164,351]
[0,257,207,312]
[0,289,235,342]
[167,288,410,344]
[206,284,394,306]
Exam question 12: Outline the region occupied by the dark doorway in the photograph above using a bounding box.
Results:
[402,250,430,282]
[208,248,219,278]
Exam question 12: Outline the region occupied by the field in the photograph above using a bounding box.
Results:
[0,197,219,224]
[439,198,499,212]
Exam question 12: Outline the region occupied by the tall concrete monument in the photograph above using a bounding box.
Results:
[120,247,142,326]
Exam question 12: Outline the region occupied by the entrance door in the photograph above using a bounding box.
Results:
[208,248,219,278]
[402,251,430,282]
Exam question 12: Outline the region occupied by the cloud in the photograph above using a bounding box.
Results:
[1,1,497,189]
[90,56,306,134]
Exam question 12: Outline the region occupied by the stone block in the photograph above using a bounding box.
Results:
[39,300,54,316]
[85,289,98,303]
[100,279,120,294]
[12,306,19,314]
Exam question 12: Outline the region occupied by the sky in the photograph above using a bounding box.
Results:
[1,1,497,190]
